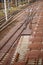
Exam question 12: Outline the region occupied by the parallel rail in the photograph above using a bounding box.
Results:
[0,2,39,65]
[0,11,36,65]
[0,3,36,31]
[0,4,29,31]
[0,10,20,25]
[0,17,30,64]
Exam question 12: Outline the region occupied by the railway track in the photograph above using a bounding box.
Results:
[0,15,31,65]
[0,10,36,65]
[0,10,20,25]
[0,1,41,65]
[0,3,29,22]
[0,3,30,31]
[0,1,38,32]
[0,2,38,41]
[0,14,37,65]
